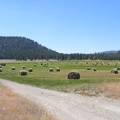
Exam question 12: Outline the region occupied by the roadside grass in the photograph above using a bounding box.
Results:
[0,86,55,120]
[0,60,120,93]
[99,82,120,99]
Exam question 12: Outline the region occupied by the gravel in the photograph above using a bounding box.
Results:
[1,79,120,120]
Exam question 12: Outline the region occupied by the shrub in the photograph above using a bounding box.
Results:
[28,68,33,72]
[11,67,15,70]
[0,65,2,68]
[19,70,28,76]
[56,67,60,72]
[68,72,80,80]
[0,68,3,72]
[49,68,54,72]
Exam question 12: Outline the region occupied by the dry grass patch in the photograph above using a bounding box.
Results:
[81,71,120,79]
[0,86,55,120]
[99,82,120,99]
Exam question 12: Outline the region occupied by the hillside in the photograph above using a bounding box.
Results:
[0,36,120,60]
[0,36,59,60]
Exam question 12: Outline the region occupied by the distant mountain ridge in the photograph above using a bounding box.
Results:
[0,36,59,60]
[103,51,119,54]
[0,36,119,60]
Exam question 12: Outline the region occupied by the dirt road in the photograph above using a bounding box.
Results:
[0,79,120,120]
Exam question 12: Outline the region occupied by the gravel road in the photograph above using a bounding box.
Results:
[0,79,120,120]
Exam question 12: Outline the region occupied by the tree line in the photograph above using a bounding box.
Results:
[0,36,120,60]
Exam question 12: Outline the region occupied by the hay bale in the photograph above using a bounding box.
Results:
[0,63,6,66]
[0,68,3,72]
[33,64,37,67]
[117,67,120,70]
[111,68,118,74]
[19,70,28,76]
[56,67,60,72]
[93,68,97,72]
[28,68,33,72]
[86,67,91,70]
[49,68,54,72]
[11,67,15,70]
[22,66,26,69]
[68,72,80,80]
[43,63,48,67]
[0,65,2,68]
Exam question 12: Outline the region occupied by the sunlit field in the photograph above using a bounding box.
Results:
[0,60,120,95]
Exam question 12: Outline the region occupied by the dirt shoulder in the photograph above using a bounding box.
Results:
[0,85,55,120]
[1,79,120,120]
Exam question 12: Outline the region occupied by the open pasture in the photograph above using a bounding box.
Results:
[0,60,120,93]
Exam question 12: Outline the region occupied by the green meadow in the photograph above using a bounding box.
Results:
[0,60,120,92]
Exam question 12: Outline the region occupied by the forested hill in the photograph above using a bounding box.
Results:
[0,36,120,60]
[0,36,59,60]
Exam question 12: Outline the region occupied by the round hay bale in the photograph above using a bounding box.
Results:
[111,68,118,74]
[33,64,37,67]
[43,63,48,67]
[0,68,3,72]
[22,66,26,69]
[93,68,97,72]
[0,65,2,68]
[117,67,120,70]
[11,67,15,70]
[0,63,6,66]
[49,68,54,72]
[19,70,28,76]
[56,67,60,72]
[86,67,91,70]
[28,68,33,72]
[68,72,80,80]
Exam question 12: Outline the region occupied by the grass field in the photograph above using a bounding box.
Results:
[0,60,120,95]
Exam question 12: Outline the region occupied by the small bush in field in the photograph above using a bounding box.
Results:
[0,65,2,68]
[19,70,28,76]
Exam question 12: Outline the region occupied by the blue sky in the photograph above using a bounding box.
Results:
[0,0,120,53]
